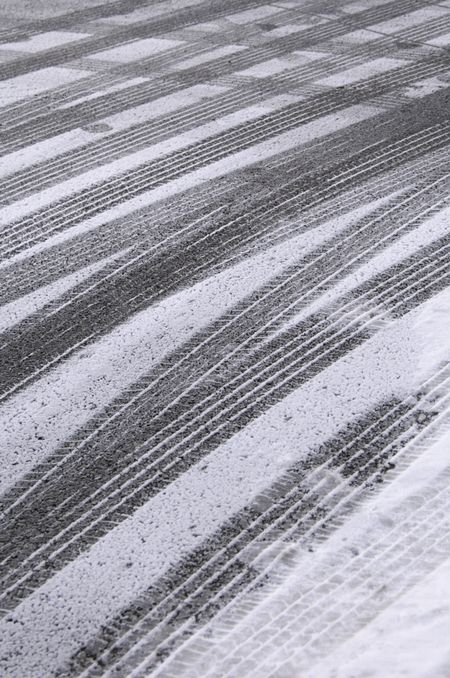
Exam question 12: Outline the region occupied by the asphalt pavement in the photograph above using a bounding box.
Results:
[0,1,450,676]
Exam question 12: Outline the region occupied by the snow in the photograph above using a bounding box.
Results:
[0,67,92,107]
[0,83,228,179]
[341,0,394,13]
[335,29,382,44]
[56,76,149,109]
[317,58,405,88]
[411,286,450,386]
[0,94,303,227]
[226,6,282,24]
[171,44,247,71]
[308,430,450,678]
[0,31,90,53]
[426,31,450,48]
[92,0,205,25]
[87,37,184,63]
[237,57,297,78]
[0,249,130,333]
[369,6,450,34]
[0,226,330,495]
[1,1,450,674]
[291,50,329,63]
[266,24,310,37]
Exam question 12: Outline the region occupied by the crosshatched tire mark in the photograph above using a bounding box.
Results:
[60,368,450,678]
[1,119,450,404]
[173,415,450,678]
[1,233,449,615]
[1,1,450,675]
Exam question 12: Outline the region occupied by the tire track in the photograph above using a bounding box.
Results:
[0,227,449,614]
[61,367,449,677]
[0,0,442,151]
[2,24,446,205]
[189,419,450,678]
[4,62,450,259]
[0,88,262,205]
[2,78,448,308]
[0,0,263,83]
[2,3,450,673]
[1,128,449,403]
[0,0,184,43]
[0,0,348,131]
[0,118,426,307]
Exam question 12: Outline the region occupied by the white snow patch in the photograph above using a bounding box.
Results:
[311,555,450,678]
[291,50,329,63]
[56,76,149,109]
[226,5,281,24]
[335,28,382,44]
[237,57,297,78]
[426,31,450,47]
[0,31,90,53]
[0,249,131,333]
[369,6,450,34]
[341,0,394,13]
[92,0,204,25]
[171,44,247,71]
[266,24,310,37]
[317,57,405,87]
[87,36,183,62]
[101,82,229,129]
[0,67,92,107]
[402,76,449,99]
[0,129,113,179]
[411,286,450,386]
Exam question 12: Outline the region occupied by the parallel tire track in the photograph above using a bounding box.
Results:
[62,369,450,677]
[0,231,449,613]
[2,3,450,675]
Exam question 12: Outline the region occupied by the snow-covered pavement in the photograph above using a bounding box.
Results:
[0,0,449,676]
